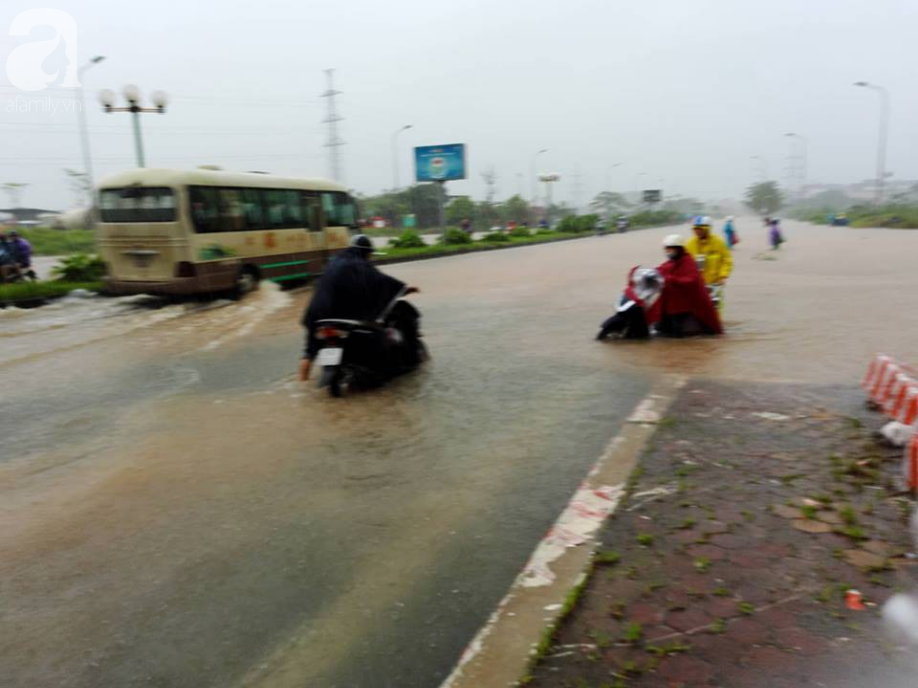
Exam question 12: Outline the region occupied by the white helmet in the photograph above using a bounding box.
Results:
[727,215,734,221]
[663,234,685,248]
[693,215,712,227]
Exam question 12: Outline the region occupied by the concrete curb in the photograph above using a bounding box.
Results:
[439,375,687,688]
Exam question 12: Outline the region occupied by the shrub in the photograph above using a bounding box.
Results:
[390,229,426,249]
[480,231,510,243]
[578,214,600,232]
[556,216,582,233]
[508,225,532,239]
[51,253,107,282]
[557,214,600,234]
[440,228,472,245]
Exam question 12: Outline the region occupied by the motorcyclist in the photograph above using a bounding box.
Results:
[298,234,419,381]
[649,234,722,337]
[616,215,629,233]
[685,216,732,310]
[9,231,34,278]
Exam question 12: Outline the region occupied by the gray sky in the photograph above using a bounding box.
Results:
[2,0,917,210]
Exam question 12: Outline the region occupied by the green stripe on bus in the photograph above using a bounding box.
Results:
[268,272,313,282]
[262,259,316,269]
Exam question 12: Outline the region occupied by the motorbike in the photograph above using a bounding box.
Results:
[313,287,427,397]
[596,266,663,340]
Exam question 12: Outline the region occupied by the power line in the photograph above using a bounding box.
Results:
[321,68,345,184]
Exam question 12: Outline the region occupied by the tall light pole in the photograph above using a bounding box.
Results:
[530,148,548,206]
[784,132,807,199]
[99,85,168,168]
[750,155,768,182]
[604,162,622,191]
[76,55,105,206]
[854,81,890,205]
[633,172,647,201]
[391,124,412,191]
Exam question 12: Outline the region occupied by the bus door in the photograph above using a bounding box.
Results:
[302,192,330,271]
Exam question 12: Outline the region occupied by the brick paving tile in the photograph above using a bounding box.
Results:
[775,627,830,656]
[526,381,918,688]
[656,655,715,684]
[726,618,771,645]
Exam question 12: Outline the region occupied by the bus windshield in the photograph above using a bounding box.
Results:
[100,187,176,223]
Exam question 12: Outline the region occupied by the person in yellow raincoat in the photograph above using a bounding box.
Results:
[685,216,732,311]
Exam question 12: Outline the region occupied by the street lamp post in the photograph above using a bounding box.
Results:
[784,132,807,199]
[750,155,768,182]
[76,55,105,206]
[633,171,647,201]
[530,148,548,206]
[854,81,890,205]
[99,85,168,168]
[391,124,412,191]
[604,162,622,191]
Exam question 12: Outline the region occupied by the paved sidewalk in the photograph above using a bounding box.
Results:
[526,380,918,687]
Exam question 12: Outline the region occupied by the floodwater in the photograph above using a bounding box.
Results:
[0,219,916,688]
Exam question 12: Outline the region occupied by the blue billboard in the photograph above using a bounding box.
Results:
[414,143,467,182]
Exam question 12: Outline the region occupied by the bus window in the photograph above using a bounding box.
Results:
[284,189,305,227]
[188,186,221,232]
[218,188,246,231]
[240,188,265,230]
[321,191,357,227]
[101,187,176,223]
[302,192,321,231]
[263,189,289,229]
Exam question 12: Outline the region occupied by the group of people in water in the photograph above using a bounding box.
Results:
[297,213,783,382]
[597,215,733,340]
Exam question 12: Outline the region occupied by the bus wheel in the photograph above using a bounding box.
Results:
[233,266,259,299]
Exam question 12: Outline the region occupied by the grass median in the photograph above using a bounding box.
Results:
[0,280,103,304]
[377,230,596,262]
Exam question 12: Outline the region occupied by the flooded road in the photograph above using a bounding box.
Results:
[1,220,916,687]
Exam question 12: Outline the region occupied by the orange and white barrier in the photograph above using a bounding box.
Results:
[886,373,916,414]
[865,356,918,497]
[864,354,918,409]
[899,389,918,427]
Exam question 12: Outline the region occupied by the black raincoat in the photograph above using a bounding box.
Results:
[301,248,406,359]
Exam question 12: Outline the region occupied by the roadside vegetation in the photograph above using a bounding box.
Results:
[16,227,96,256]
[0,252,105,305]
[796,203,918,229]
[378,211,684,262]
[0,280,103,303]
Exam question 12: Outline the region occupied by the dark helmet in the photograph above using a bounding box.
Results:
[349,234,374,253]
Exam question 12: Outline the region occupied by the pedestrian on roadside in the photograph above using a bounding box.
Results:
[723,216,739,249]
[460,218,471,234]
[9,231,35,280]
[769,218,785,250]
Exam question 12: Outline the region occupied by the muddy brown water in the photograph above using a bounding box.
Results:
[0,220,916,687]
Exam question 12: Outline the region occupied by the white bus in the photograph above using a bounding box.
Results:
[96,167,359,295]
